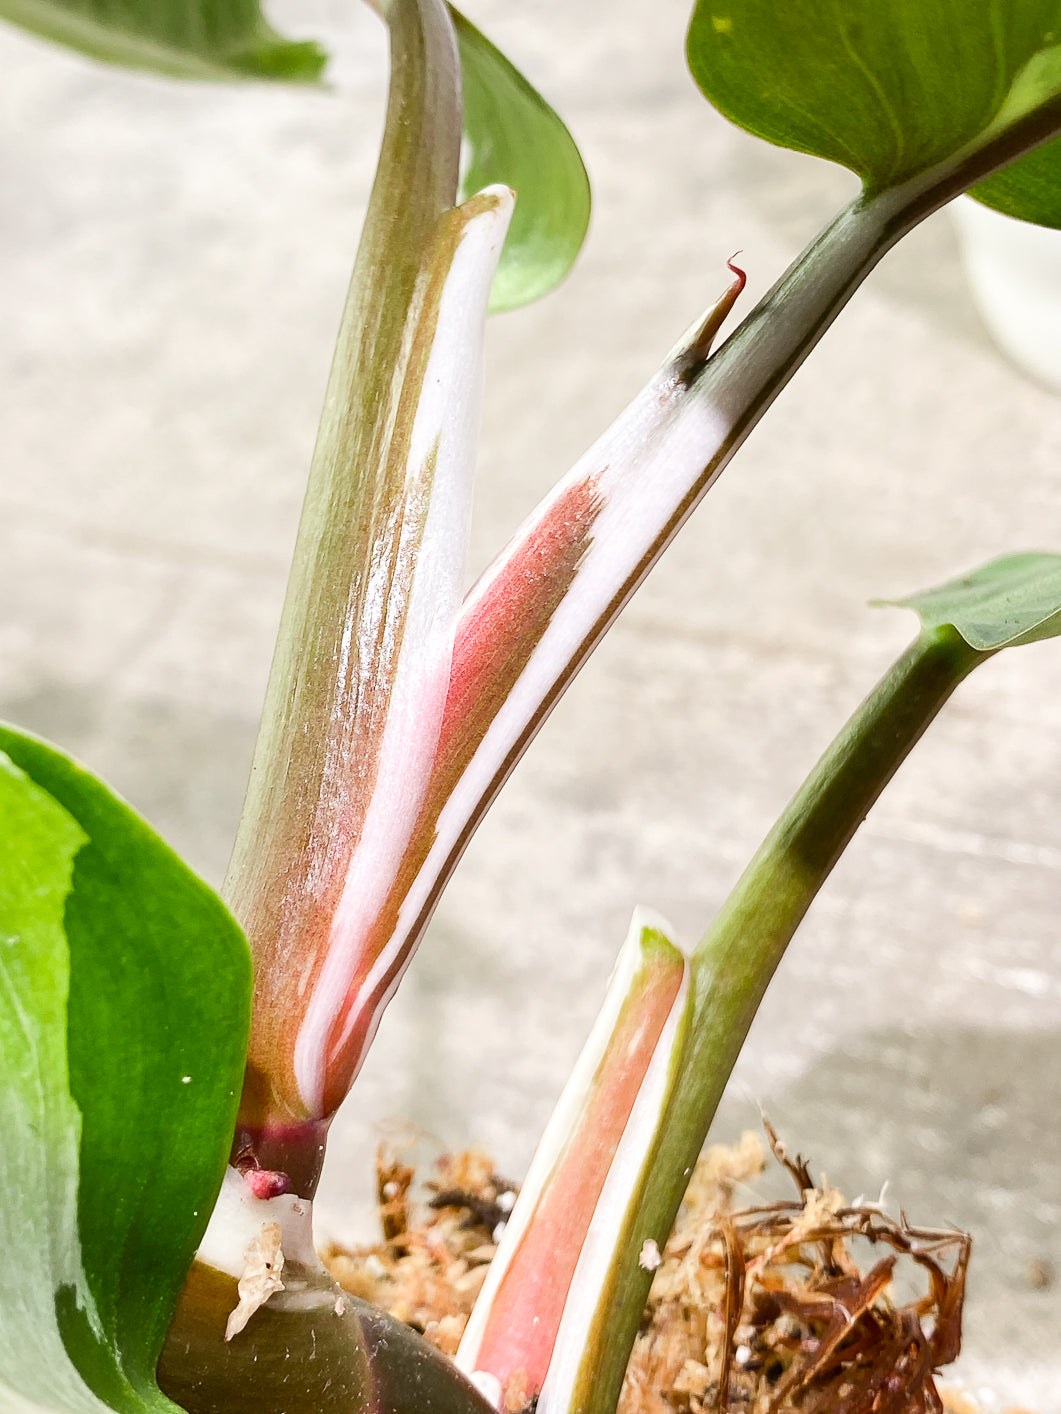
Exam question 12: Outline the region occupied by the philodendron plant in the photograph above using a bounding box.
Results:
[4,1,1061,1412]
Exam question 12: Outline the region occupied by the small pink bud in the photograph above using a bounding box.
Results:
[244,1168,291,1200]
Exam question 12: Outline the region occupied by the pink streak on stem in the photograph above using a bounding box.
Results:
[471,954,684,1397]
[316,473,604,1116]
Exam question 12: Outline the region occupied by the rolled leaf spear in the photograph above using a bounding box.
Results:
[218,0,1061,1206]
[159,2,518,1407]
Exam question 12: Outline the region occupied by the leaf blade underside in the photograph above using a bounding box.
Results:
[0,0,326,81]
[686,0,1061,218]
[880,551,1061,649]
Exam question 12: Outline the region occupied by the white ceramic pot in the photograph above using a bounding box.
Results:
[952,194,1061,391]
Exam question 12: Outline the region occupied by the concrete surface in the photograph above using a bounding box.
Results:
[3,1,1060,1405]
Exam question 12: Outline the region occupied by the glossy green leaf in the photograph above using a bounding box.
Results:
[969,35,1061,225]
[452,6,590,310]
[970,133,1061,227]
[0,750,104,1414]
[0,725,252,1412]
[686,0,1061,193]
[881,552,1061,649]
[0,0,325,82]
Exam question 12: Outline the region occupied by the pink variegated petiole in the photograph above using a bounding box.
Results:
[312,268,747,1120]
[455,910,692,1414]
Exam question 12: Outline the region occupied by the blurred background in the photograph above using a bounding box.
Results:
[2,0,1060,1404]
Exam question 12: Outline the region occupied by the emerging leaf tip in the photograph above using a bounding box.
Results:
[726,251,747,290]
[678,257,748,374]
[628,903,690,960]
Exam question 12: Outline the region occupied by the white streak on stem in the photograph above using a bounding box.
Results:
[197,1167,319,1280]
[450,375,729,821]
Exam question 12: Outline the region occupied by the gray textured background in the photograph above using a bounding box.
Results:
[3,1,1060,1405]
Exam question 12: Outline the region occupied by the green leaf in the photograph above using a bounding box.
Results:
[0,725,252,1412]
[0,0,326,82]
[0,751,102,1414]
[970,132,1061,227]
[878,552,1061,650]
[686,0,1061,193]
[969,38,1061,225]
[451,6,590,311]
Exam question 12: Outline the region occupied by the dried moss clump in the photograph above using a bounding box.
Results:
[623,1123,971,1414]
[321,1147,517,1356]
[321,1127,979,1414]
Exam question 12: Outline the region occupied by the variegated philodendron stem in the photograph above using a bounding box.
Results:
[570,624,986,1414]
[222,0,469,1189]
[457,912,691,1413]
